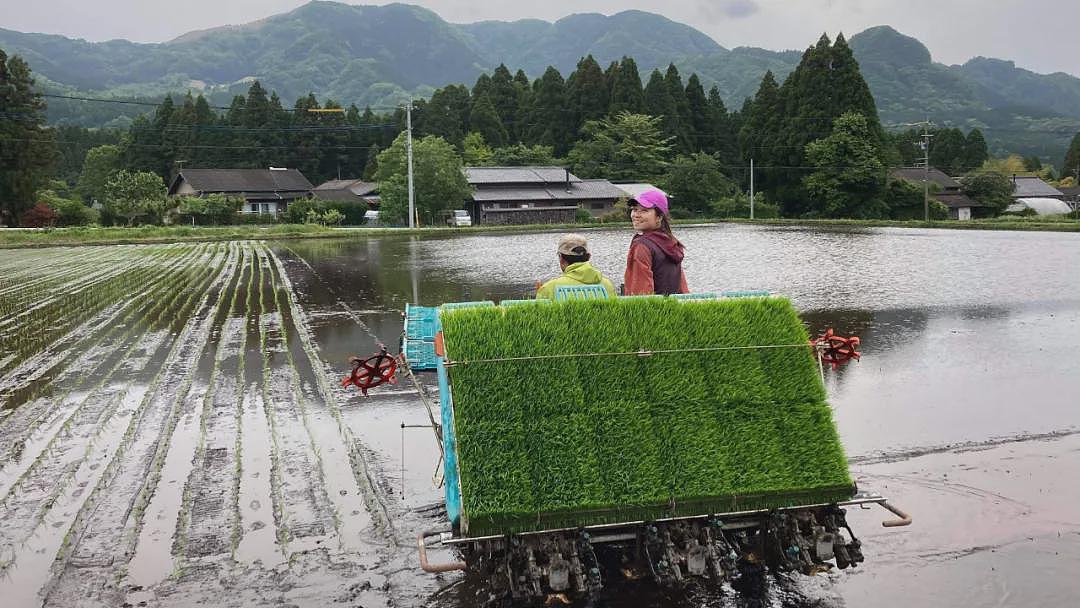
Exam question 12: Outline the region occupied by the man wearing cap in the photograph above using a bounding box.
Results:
[535,234,617,300]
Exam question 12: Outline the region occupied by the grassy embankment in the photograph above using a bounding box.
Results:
[2,215,1079,248]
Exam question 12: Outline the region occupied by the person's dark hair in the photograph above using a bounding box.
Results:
[560,247,590,265]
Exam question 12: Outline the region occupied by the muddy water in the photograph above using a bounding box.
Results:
[1,226,1078,608]
[278,224,1080,607]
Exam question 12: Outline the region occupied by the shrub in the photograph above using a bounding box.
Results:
[575,208,593,223]
[37,190,98,226]
[597,197,629,223]
[20,202,58,228]
[710,193,780,219]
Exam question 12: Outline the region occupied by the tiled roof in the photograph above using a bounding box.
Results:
[934,192,985,209]
[1011,176,1064,198]
[465,166,581,185]
[314,179,378,196]
[890,167,961,190]
[170,168,313,194]
[472,179,624,202]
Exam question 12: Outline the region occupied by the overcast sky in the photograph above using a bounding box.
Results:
[3,0,1078,76]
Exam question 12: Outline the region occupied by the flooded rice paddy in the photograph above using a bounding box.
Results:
[1,224,1079,607]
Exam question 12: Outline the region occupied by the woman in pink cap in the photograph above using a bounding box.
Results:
[624,189,689,295]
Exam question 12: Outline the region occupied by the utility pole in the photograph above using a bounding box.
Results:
[749,158,755,220]
[405,103,416,229]
[921,126,934,222]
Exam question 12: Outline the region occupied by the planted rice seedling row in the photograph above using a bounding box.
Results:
[0,245,225,517]
[440,297,853,536]
[255,250,341,550]
[48,244,235,582]
[179,245,254,559]
[34,247,233,589]
[0,245,217,491]
[0,244,203,375]
[0,248,227,577]
[0,249,211,472]
[266,249,385,544]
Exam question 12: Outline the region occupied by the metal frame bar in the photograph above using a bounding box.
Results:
[439,491,910,546]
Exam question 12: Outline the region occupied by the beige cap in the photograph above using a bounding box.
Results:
[557,233,589,256]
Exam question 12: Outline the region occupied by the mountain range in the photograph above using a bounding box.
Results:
[2,1,1078,162]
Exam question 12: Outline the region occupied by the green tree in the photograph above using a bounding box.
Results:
[706,85,738,166]
[964,128,989,171]
[929,128,967,174]
[419,85,471,148]
[644,69,679,145]
[37,189,98,226]
[1062,132,1080,181]
[0,50,55,226]
[765,34,883,215]
[608,57,645,115]
[374,133,471,225]
[884,179,947,220]
[660,153,738,216]
[685,75,711,152]
[468,95,508,147]
[463,132,494,166]
[488,65,521,141]
[104,169,167,225]
[527,67,572,155]
[960,171,1014,215]
[490,143,558,166]
[569,112,673,182]
[362,144,380,181]
[664,64,692,152]
[803,112,888,218]
[566,55,609,136]
[76,144,121,204]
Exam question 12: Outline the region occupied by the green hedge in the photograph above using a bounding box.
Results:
[440,297,854,536]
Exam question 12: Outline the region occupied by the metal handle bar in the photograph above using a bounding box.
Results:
[880,501,912,527]
[418,528,467,573]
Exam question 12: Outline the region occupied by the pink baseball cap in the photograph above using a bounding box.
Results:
[631,189,670,216]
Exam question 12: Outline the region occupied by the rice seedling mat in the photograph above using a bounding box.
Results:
[439,296,855,536]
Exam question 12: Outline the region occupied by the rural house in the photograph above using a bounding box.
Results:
[464,167,625,225]
[889,167,986,220]
[312,178,380,208]
[168,168,314,215]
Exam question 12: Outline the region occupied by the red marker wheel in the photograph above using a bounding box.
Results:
[342,346,399,396]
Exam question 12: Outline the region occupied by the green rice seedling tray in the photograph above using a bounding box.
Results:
[439,297,854,537]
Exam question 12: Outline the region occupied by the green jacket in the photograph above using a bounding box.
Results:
[536,262,617,300]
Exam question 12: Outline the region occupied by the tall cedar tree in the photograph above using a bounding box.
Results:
[685,75,712,152]
[929,128,968,174]
[469,94,509,147]
[644,70,680,147]
[528,67,572,155]
[663,65,693,153]
[0,50,55,226]
[762,33,882,215]
[566,55,609,138]
[420,85,470,149]
[489,65,521,142]
[738,71,781,194]
[707,86,739,169]
[964,128,989,171]
[1061,132,1080,180]
[609,57,645,115]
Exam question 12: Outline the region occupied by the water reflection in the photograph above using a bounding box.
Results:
[276,225,1080,607]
